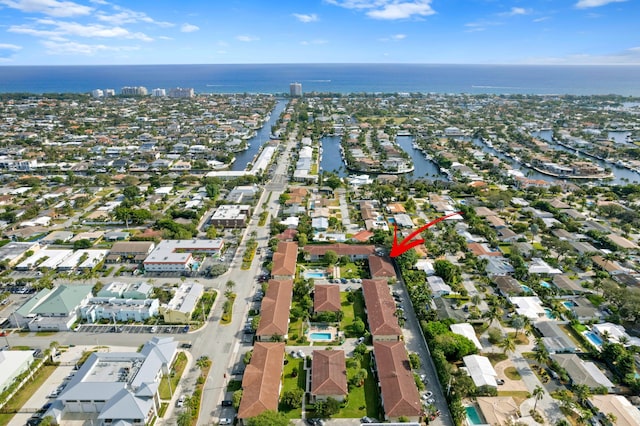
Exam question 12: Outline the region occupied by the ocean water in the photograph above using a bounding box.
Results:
[0,64,639,95]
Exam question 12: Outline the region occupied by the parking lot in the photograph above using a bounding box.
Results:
[76,324,189,334]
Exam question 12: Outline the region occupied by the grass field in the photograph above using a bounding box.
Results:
[340,291,366,338]
[0,364,57,426]
[159,352,187,400]
[279,356,306,419]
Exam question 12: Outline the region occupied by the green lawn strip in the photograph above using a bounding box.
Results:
[0,364,57,425]
[279,356,305,419]
[339,291,367,338]
[339,262,364,279]
[484,352,508,366]
[220,294,236,325]
[159,352,188,400]
[287,316,303,345]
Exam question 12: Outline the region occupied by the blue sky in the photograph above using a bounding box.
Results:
[0,0,638,65]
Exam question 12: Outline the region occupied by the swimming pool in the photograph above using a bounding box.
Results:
[310,332,332,341]
[544,308,556,319]
[585,331,603,347]
[563,301,577,308]
[521,285,533,293]
[304,271,327,279]
[540,281,552,288]
[465,406,484,425]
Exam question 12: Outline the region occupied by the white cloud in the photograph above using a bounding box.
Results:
[575,0,626,8]
[501,7,531,16]
[236,35,259,42]
[0,0,92,17]
[0,43,23,50]
[380,33,407,41]
[9,19,153,41]
[300,39,328,45]
[96,7,173,27]
[533,16,550,22]
[327,0,435,20]
[181,23,199,33]
[158,36,173,40]
[41,39,139,55]
[293,13,318,23]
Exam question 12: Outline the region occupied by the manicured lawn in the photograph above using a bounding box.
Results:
[484,352,508,365]
[279,356,306,419]
[159,352,187,400]
[586,294,605,307]
[334,356,381,419]
[340,262,365,279]
[340,291,366,338]
[0,364,57,426]
[508,332,529,345]
[287,316,304,345]
[498,244,511,255]
[505,366,521,380]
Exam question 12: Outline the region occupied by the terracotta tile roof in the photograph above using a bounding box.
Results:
[313,284,341,313]
[361,279,401,338]
[238,342,285,419]
[351,230,374,242]
[467,242,502,257]
[275,229,298,241]
[368,255,396,279]
[311,350,348,397]
[271,241,298,278]
[373,341,422,418]
[256,280,293,338]
[304,243,375,258]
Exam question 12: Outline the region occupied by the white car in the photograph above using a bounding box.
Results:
[219,419,232,425]
[297,350,305,358]
[177,395,185,407]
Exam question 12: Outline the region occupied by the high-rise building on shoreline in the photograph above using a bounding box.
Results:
[121,86,148,96]
[290,82,302,97]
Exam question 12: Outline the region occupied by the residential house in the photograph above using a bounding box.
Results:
[310,350,348,402]
[237,342,285,422]
[304,244,375,262]
[361,279,401,341]
[313,284,341,314]
[256,280,293,342]
[368,255,396,280]
[462,355,498,387]
[372,341,422,422]
[588,395,640,426]
[534,321,577,354]
[550,354,614,391]
[271,242,298,280]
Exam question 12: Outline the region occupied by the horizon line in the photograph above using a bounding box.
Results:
[2,62,640,67]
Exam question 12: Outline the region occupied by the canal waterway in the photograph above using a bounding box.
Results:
[532,130,640,184]
[231,99,288,171]
[469,138,554,182]
[320,135,448,181]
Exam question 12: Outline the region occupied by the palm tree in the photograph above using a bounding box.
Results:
[499,335,516,355]
[572,384,591,406]
[471,294,482,307]
[510,315,526,338]
[600,330,611,343]
[617,335,629,346]
[533,344,549,365]
[485,305,504,328]
[532,385,545,412]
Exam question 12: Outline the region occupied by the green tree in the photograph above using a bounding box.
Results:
[511,315,526,337]
[353,318,365,335]
[196,355,211,370]
[408,352,421,370]
[246,410,292,426]
[499,335,516,355]
[351,368,368,387]
[177,411,192,426]
[324,250,338,265]
[281,388,304,409]
[533,385,545,412]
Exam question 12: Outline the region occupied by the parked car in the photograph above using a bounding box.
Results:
[297,350,305,358]
[221,400,233,406]
[219,418,233,425]
[177,395,186,407]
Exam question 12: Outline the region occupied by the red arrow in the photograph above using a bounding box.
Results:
[390,211,463,257]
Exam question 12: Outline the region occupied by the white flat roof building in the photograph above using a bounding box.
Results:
[450,323,483,350]
[144,239,223,272]
[509,296,547,320]
[57,249,109,270]
[463,355,497,387]
[16,249,73,270]
[0,350,34,393]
